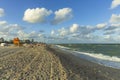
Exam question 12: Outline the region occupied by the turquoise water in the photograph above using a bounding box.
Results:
[57,44,120,69]
[59,44,120,58]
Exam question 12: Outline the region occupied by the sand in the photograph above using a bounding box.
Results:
[0,45,120,80]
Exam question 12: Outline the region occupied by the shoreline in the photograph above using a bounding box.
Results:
[55,45,120,69]
[47,45,120,80]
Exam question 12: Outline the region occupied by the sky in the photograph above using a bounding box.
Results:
[0,0,120,43]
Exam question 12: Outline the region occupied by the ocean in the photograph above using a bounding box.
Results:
[56,44,120,69]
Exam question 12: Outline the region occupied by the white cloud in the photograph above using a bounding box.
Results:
[104,35,110,39]
[103,14,120,35]
[51,30,55,35]
[111,23,120,27]
[0,21,46,41]
[49,23,120,43]
[29,31,38,38]
[0,24,22,32]
[0,23,24,39]
[104,23,120,35]
[0,21,45,41]
[111,0,120,9]
[113,35,120,41]
[17,30,43,40]
[79,25,95,34]
[96,23,107,29]
[23,8,52,23]
[17,30,28,39]
[0,8,4,17]
[70,24,79,33]
[109,14,120,23]
[52,8,73,25]
[58,27,69,36]
[0,21,7,26]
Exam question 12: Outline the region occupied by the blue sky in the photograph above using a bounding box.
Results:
[0,0,120,43]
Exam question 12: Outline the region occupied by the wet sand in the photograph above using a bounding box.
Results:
[0,45,120,80]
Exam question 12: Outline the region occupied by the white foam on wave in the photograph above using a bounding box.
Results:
[56,45,70,50]
[56,45,120,69]
[75,51,120,62]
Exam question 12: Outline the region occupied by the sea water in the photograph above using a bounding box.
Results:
[56,44,120,69]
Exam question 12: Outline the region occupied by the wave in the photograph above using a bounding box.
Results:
[56,45,120,69]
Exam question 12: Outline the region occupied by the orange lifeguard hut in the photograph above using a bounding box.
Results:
[13,37,20,46]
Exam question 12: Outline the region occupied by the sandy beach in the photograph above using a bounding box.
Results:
[0,45,120,80]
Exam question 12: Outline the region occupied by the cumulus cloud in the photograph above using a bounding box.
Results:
[103,14,120,35]
[17,30,27,38]
[79,25,96,34]
[0,21,46,41]
[0,23,24,39]
[51,30,55,35]
[105,23,120,31]
[49,22,120,43]
[49,20,120,43]
[23,8,52,23]
[9,24,23,31]
[0,24,21,32]
[70,24,79,33]
[111,0,120,9]
[96,23,107,29]
[104,30,115,35]
[49,24,96,42]
[58,27,69,36]
[105,26,117,31]
[0,22,45,41]
[28,31,40,38]
[0,8,4,17]
[111,23,120,27]
[104,23,120,35]
[104,35,111,39]
[0,21,7,26]
[17,30,43,40]
[53,24,98,40]
[52,8,73,25]
[109,14,120,23]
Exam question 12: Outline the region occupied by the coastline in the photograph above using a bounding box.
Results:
[47,45,120,80]
[55,44,120,69]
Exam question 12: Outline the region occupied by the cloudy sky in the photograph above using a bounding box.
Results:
[0,0,120,43]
